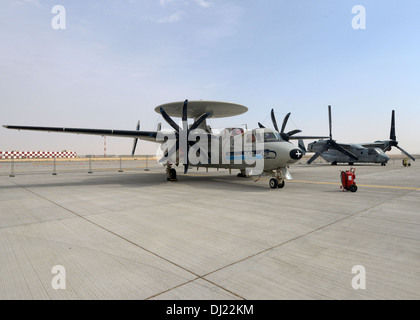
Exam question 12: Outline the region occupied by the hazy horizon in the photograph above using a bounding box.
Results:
[1,0,419,156]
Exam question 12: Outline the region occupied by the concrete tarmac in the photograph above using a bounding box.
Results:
[0,158,419,299]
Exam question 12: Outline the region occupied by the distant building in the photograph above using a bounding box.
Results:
[0,151,77,159]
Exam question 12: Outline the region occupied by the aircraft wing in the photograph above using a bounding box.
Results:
[360,142,386,149]
[3,125,158,143]
[288,136,329,140]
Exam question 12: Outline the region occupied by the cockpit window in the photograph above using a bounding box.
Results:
[264,132,280,142]
[368,148,385,155]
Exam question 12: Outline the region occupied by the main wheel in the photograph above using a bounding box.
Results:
[169,168,177,181]
[277,179,285,188]
[348,184,358,192]
[269,178,278,189]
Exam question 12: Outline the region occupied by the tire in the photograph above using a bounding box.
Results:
[349,184,358,192]
[277,180,285,188]
[169,168,177,181]
[269,178,278,189]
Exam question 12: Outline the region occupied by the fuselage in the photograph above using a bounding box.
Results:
[307,140,390,164]
[163,128,303,172]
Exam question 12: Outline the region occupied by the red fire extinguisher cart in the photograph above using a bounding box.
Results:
[340,168,357,192]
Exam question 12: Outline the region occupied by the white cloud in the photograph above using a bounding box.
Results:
[157,12,182,23]
[194,0,211,8]
[159,0,211,8]
[159,0,174,6]
[12,0,41,7]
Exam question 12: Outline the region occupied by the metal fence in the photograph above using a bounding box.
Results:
[0,155,157,177]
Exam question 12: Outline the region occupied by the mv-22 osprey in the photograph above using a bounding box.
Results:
[3,100,326,189]
[305,106,415,165]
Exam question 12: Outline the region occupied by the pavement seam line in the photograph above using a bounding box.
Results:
[201,188,417,279]
[7,178,246,300]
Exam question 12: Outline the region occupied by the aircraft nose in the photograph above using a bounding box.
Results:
[290,148,303,161]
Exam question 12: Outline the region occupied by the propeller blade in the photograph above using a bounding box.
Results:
[271,109,279,132]
[182,99,188,131]
[390,110,396,141]
[160,107,181,133]
[307,144,329,164]
[396,145,416,161]
[307,152,321,165]
[287,129,302,137]
[281,112,291,133]
[189,112,212,132]
[131,139,138,156]
[328,105,332,140]
[131,120,140,156]
[258,122,265,129]
[330,141,359,160]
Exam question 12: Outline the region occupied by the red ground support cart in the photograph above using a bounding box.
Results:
[340,167,357,192]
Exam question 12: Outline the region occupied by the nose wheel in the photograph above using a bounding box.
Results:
[269,178,285,189]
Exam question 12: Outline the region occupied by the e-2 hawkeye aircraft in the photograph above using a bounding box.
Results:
[305,106,415,166]
[3,100,327,189]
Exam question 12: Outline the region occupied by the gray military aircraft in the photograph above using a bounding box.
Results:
[3,100,326,189]
[305,106,415,166]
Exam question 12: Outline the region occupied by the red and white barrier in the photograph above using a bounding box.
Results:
[0,151,77,159]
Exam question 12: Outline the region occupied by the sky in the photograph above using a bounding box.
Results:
[1,0,419,156]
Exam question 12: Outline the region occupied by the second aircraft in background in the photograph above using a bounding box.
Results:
[303,106,415,166]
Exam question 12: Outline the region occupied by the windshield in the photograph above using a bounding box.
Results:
[264,132,280,142]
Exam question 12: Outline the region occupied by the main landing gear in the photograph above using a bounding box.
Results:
[237,169,248,178]
[166,163,177,181]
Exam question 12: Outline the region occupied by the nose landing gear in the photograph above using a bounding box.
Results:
[269,178,285,189]
[268,168,287,189]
